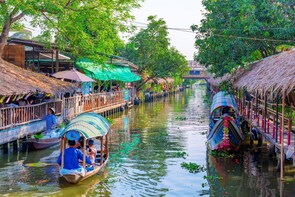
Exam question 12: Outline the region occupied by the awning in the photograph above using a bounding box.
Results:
[76,59,141,82]
[210,92,238,114]
[60,113,110,138]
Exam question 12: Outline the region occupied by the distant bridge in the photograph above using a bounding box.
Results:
[182,68,210,80]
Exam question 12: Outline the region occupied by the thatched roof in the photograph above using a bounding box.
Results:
[0,59,76,96]
[234,49,295,97]
[206,74,230,87]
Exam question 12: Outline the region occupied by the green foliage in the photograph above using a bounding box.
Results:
[174,151,188,159]
[218,81,234,94]
[209,150,235,158]
[33,132,44,139]
[118,16,189,89]
[11,31,32,39]
[0,0,142,60]
[106,117,114,125]
[181,162,206,173]
[193,0,295,76]
[175,116,187,121]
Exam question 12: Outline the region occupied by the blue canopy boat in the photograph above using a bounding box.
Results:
[59,113,110,184]
[207,92,244,151]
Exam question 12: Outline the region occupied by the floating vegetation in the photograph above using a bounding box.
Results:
[106,117,114,125]
[199,131,207,135]
[201,176,223,188]
[175,116,187,121]
[174,151,188,159]
[203,175,222,181]
[181,162,206,173]
[209,150,235,158]
[24,162,53,168]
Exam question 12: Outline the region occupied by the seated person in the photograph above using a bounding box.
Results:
[57,140,92,171]
[87,139,97,163]
[75,137,87,153]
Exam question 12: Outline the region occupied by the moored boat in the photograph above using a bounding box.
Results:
[59,113,110,184]
[207,91,244,151]
[25,137,60,150]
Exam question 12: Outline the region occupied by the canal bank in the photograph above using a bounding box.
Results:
[0,85,295,196]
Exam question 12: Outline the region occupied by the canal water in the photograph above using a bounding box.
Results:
[1,85,295,196]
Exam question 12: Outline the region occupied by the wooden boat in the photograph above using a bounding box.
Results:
[25,137,60,150]
[207,91,244,151]
[59,113,110,184]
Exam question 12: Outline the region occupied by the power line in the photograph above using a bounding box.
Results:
[127,22,295,43]
[212,34,295,43]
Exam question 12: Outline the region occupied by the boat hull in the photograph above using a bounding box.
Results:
[62,158,108,184]
[207,116,244,151]
[25,138,60,150]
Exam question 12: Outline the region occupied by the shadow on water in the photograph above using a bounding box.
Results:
[1,85,295,196]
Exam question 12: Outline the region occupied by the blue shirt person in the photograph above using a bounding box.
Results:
[57,140,92,170]
[42,107,57,131]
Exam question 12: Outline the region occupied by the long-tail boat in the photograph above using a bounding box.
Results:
[207,91,244,150]
[59,113,110,184]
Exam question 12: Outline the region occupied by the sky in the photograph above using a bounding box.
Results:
[131,0,204,60]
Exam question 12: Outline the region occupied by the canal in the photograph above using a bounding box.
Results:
[0,85,295,196]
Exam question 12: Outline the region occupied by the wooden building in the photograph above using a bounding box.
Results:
[3,38,73,74]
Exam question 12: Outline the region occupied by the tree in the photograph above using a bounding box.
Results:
[119,16,188,89]
[0,0,141,60]
[193,0,295,76]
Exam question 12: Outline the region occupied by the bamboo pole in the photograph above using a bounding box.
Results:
[106,134,109,158]
[280,91,285,180]
[83,138,86,169]
[100,137,103,166]
[61,137,65,168]
[264,95,267,132]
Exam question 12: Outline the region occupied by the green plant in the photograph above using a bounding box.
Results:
[181,162,206,173]
[175,151,188,159]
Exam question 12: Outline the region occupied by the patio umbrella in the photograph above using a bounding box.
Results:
[52,69,95,82]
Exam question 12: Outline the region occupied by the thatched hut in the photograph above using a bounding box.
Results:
[0,59,76,96]
[234,49,295,100]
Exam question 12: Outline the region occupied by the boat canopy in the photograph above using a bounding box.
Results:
[76,59,141,82]
[60,113,110,138]
[210,92,238,114]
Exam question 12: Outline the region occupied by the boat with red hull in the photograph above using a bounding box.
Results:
[207,92,244,151]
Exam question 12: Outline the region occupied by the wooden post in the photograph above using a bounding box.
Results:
[264,95,267,132]
[61,137,65,168]
[100,137,103,166]
[105,133,109,158]
[250,97,253,132]
[37,51,40,72]
[280,91,285,180]
[55,50,59,73]
[255,93,258,118]
[276,96,279,142]
[51,51,54,74]
[83,137,86,169]
[32,46,35,70]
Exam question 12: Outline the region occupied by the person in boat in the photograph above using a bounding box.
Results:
[57,140,93,171]
[76,137,87,152]
[87,139,97,163]
[35,107,57,138]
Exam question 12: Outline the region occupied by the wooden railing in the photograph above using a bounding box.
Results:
[63,91,125,120]
[0,101,62,130]
[236,95,294,146]
[0,90,131,130]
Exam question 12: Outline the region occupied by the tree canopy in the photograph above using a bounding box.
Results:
[0,0,142,60]
[193,0,295,76]
[119,16,188,89]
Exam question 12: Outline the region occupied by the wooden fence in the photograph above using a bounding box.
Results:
[236,95,294,147]
[0,90,132,130]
